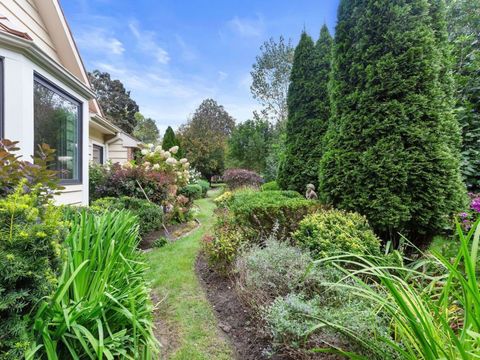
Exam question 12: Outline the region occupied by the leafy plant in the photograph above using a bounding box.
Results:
[29,210,159,359]
[261,181,280,191]
[313,219,480,359]
[196,179,210,197]
[222,168,264,190]
[179,184,203,201]
[293,209,381,259]
[0,185,64,359]
[153,236,168,248]
[0,139,64,202]
[91,196,163,236]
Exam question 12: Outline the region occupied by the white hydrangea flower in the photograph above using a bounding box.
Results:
[169,146,179,154]
[141,149,149,155]
[164,151,171,159]
[179,158,188,164]
[155,145,162,153]
[183,162,190,169]
[166,157,177,165]
[153,164,160,170]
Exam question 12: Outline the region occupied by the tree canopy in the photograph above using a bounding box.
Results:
[133,113,160,144]
[178,99,235,179]
[89,70,139,134]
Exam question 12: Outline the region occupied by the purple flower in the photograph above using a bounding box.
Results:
[459,212,469,219]
[472,197,480,213]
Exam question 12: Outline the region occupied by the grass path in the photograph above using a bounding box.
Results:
[146,188,232,360]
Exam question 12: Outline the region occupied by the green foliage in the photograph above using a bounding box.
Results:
[134,112,160,144]
[447,0,480,191]
[29,210,158,359]
[0,186,64,359]
[235,240,319,308]
[224,189,319,241]
[153,236,168,248]
[178,99,235,179]
[162,126,182,157]
[315,219,480,359]
[293,209,381,259]
[250,36,294,125]
[179,184,203,201]
[0,139,64,202]
[88,70,139,134]
[202,215,244,270]
[319,0,465,244]
[227,118,273,173]
[277,27,332,192]
[91,196,163,236]
[261,180,280,191]
[196,179,210,196]
[88,162,108,203]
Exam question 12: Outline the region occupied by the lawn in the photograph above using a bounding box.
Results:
[146,188,232,360]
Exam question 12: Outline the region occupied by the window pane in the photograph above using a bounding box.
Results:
[92,144,103,164]
[34,79,81,181]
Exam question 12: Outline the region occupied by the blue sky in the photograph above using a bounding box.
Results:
[62,0,340,134]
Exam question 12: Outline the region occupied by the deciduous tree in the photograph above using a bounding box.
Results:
[133,112,160,144]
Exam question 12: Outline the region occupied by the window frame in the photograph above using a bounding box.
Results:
[0,57,4,139]
[33,72,83,185]
[92,143,104,165]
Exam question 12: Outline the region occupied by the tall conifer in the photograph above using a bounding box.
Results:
[319,0,465,243]
[278,28,332,192]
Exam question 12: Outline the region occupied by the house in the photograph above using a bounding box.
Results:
[0,0,141,205]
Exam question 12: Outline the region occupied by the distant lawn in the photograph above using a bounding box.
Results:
[146,189,232,360]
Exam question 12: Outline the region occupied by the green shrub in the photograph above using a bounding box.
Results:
[227,189,320,241]
[29,210,159,359]
[0,186,64,359]
[91,196,163,236]
[264,293,393,357]
[196,179,210,196]
[88,162,109,202]
[179,184,203,201]
[235,240,319,308]
[261,180,280,191]
[203,213,245,270]
[153,236,168,248]
[293,209,381,259]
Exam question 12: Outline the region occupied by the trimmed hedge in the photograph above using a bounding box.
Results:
[196,179,210,196]
[261,181,280,191]
[225,189,320,241]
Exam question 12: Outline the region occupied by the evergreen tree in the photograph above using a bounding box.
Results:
[162,126,178,150]
[319,0,465,244]
[277,27,332,192]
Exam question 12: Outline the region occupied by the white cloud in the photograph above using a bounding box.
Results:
[218,71,228,82]
[175,35,197,61]
[76,27,124,55]
[128,21,170,64]
[227,14,265,37]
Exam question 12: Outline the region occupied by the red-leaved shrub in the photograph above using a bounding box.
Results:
[222,168,263,189]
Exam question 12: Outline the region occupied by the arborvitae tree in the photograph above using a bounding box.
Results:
[162,126,179,150]
[277,28,332,192]
[446,0,480,191]
[319,0,465,244]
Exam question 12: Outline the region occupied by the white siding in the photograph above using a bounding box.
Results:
[107,138,128,164]
[1,47,89,205]
[88,127,106,162]
[0,0,59,61]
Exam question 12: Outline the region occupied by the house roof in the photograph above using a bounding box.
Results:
[0,14,32,41]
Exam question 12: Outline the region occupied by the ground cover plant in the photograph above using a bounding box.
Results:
[29,210,158,359]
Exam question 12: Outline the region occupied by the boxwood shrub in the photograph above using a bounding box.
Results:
[196,179,210,196]
[293,209,381,259]
[226,189,320,241]
[261,180,280,191]
[179,184,203,201]
[91,196,163,236]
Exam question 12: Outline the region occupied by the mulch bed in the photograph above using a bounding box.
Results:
[196,253,288,360]
[140,220,200,250]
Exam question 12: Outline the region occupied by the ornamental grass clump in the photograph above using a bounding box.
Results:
[29,210,159,359]
[312,219,480,359]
